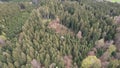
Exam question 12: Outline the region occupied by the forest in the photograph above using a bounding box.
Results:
[0,0,120,68]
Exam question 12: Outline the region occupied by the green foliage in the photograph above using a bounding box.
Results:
[0,35,6,41]
[1,0,31,2]
[111,0,120,2]
[0,0,120,68]
[107,45,116,53]
[108,59,120,68]
[0,2,34,39]
[81,56,101,68]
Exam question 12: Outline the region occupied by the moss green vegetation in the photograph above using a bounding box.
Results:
[81,56,101,68]
[0,2,34,39]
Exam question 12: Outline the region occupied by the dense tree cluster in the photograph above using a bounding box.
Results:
[0,2,34,39]
[0,0,120,68]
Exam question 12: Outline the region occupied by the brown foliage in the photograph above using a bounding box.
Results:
[18,32,24,44]
[48,18,74,35]
[103,40,114,50]
[114,16,120,24]
[115,26,120,52]
[87,51,95,56]
[115,52,120,59]
[49,63,56,68]
[91,48,97,53]
[31,59,44,68]
[63,55,72,68]
[76,31,82,39]
[95,39,105,49]
[99,52,110,62]
[0,38,5,45]
[101,61,109,68]
[115,35,120,52]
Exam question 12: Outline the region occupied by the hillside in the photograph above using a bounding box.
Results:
[0,0,120,68]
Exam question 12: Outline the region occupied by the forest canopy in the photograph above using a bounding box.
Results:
[0,0,120,68]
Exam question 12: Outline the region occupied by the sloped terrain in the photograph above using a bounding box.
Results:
[0,0,120,68]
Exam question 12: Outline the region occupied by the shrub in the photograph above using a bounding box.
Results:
[81,56,101,68]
